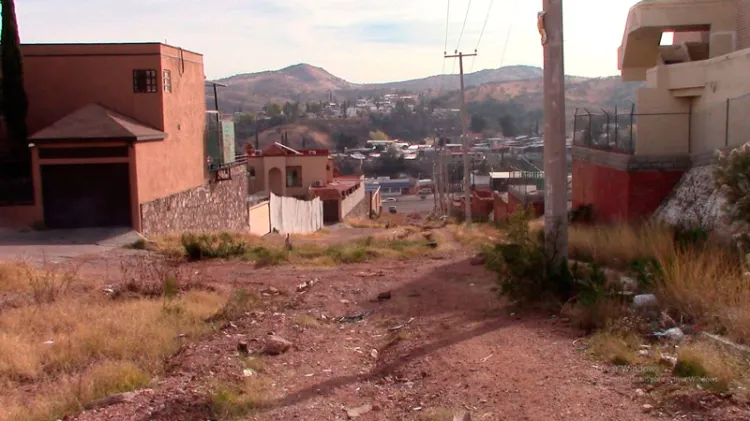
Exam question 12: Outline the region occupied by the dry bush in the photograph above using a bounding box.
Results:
[568,223,674,268]
[0,261,79,304]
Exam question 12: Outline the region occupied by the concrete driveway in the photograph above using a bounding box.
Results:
[0,227,143,262]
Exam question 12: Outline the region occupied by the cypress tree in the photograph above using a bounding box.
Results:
[1,0,29,155]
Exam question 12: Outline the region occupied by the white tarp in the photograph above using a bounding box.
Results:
[269,193,323,234]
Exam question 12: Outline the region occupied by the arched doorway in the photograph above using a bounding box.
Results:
[268,167,283,196]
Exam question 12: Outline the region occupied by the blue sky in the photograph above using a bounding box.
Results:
[14,0,640,83]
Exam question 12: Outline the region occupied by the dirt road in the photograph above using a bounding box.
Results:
[72,248,661,421]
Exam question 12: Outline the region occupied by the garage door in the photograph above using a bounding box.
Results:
[41,163,131,229]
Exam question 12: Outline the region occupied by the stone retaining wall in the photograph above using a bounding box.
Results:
[140,164,248,235]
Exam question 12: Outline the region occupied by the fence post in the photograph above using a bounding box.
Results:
[572,108,579,146]
[601,108,610,148]
[614,106,619,150]
[725,98,730,147]
[630,104,635,153]
[585,108,593,146]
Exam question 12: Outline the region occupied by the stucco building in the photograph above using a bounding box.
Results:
[246,143,371,223]
[0,43,248,234]
[573,0,750,222]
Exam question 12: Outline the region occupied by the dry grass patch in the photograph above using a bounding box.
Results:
[346,217,387,228]
[293,314,323,328]
[210,377,270,419]
[2,360,151,421]
[447,222,503,249]
[588,331,641,366]
[418,407,456,421]
[674,341,746,392]
[0,290,224,381]
[655,246,750,342]
[568,223,674,268]
[0,261,79,303]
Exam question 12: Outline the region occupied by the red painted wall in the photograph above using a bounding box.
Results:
[572,160,684,223]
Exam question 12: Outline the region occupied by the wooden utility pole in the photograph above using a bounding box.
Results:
[445,51,476,229]
[540,1,568,261]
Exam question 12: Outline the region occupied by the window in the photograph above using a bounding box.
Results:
[163,70,172,93]
[286,166,302,188]
[133,69,157,93]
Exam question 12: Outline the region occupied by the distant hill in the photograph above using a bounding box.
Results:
[208,63,642,114]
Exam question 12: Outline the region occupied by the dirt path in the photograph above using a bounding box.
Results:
[72,248,662,421]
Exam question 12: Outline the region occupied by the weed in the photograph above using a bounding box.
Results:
[674,342,742,392]
[208,289,259,323]
[588,331,640,366]
[210,378,268,419]
[293,314,322,328]
[181,232,250,261]
[251,246,288,268]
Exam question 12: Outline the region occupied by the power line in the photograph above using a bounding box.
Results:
[499,0,520,67]
[452,0,473,75]
[469,0,494,72]
[439,0,451,95]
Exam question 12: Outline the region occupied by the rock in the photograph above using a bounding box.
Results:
[377,291,392,301]
[662,327,686,342]
[633,294,658,309]
[263,335,293,355]
[470,254,486,266]
[454,412,472,421]
[261,286,280,295]
[637,349,650,357]
[659,353,678,367]
[635,388,647,398]
[237,341,250,356]
[346,404,373,418]
[642,404,654,413]
[84,390,150,410]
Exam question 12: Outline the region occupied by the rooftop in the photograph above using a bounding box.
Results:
[29,103,167,143]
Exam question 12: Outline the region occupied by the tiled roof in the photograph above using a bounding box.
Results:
[29,103,167,142]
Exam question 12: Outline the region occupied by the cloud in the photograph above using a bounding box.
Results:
[322,21,444,46]
[14,0,640,83]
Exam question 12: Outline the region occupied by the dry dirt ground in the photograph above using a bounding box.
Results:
[8,226,748,421]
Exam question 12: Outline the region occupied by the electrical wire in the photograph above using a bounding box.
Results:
[469,0,495,73]
[451,0,473,75]
[499,0,520,68]
[439,0,451,95]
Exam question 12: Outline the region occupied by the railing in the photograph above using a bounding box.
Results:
[574,92,750,156]
[573,106,691,155]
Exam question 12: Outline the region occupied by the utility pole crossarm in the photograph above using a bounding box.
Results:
[443,53,477,58]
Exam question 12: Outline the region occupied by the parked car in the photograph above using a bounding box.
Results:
[417,188,433,195]
[384,197,398,202]
[388,206,398,214]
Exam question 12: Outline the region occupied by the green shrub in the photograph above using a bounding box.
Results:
[181,232,248,261]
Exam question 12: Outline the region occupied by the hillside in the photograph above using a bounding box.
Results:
[208,63,636,113]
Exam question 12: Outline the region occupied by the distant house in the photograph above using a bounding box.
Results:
[246,143,371,223]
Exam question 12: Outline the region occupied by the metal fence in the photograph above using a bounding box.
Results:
[574,92,750,155]
[573,106,691,154]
